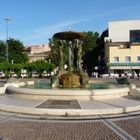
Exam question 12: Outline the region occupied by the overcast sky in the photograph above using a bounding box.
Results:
[0,0,140,45]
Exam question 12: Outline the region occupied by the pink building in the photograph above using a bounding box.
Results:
[25,44,51,62]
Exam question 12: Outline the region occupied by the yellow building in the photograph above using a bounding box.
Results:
[25,44,51,62]
[105,20,140,76]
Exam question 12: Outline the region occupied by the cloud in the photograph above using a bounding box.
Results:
[36,18,90,32]
[22,5,140,45]
[22,18,90,44]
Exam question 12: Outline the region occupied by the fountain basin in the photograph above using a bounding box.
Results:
[1,80,139,117]
[6,80,130,100]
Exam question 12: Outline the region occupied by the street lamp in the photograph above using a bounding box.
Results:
[4,16,11,62]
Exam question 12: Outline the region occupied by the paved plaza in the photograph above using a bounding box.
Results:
[0,111,140,140]
[0,78,140,139]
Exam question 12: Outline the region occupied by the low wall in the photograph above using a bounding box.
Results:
[6,81,130,100]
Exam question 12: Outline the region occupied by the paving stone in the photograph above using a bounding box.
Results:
[0,95,43,107]
[114,117,140,140]
[0,120,122,140]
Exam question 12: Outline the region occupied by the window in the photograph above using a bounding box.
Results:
[130,30,140,42]
[125,56,131,62]
[113,57,119,62]
[137,56,140,62]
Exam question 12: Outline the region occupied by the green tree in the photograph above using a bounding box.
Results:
[0,38,29,63]
[34,60,55,78]
[24,61,55,78]
[46,63,56,74]
[0,62,10,78]
[96,29,108,74]
[8,38,29,63]
[0,41,6,63]
[0,62,23,78]
[34,60,46,78]
[24,62,35,78]
[82,30,109,76]
[10,63,23,78]
[82,31,100,76]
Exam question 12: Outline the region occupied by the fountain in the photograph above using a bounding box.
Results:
[52,31,89,88]
[1,31,135,117]
[5,31,130,99]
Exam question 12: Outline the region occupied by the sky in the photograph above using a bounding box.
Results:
[0,0,140,45]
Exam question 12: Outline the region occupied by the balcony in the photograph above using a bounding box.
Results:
[109,62,140,66]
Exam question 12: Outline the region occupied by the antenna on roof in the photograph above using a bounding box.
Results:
[69,26,72,31]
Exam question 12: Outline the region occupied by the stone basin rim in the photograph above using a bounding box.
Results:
[5,80,130,100]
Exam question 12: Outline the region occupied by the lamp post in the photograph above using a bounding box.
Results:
[4,16,11,62]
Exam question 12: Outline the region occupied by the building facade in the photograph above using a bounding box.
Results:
[105,20,140,77]
[25,44,51,62]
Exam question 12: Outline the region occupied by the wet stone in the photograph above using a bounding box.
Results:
[36,100,81,109]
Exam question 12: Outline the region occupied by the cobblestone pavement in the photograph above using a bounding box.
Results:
[0,112,140,140]
[114,117,140,140]
[0,78,140,140]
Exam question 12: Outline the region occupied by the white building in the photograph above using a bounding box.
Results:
[105,20,140,77]
[106,20,140,42]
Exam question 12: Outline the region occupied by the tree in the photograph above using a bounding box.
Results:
[34,60,47,78]
[24,62,35,78]
[0,62,11,78]
[0,62,23,78]
[0,38,29,63]
[10,63,23,78]
[96,29,108,74]
[34,60,55,78]
[8,38,29,63]
[82,30,109,76]
[82,31,100,76]
[24,61,55,78]
[0,41,6,63]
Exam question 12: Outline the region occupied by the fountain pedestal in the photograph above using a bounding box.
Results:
[59,72,80,88]
[53,31,89,88]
